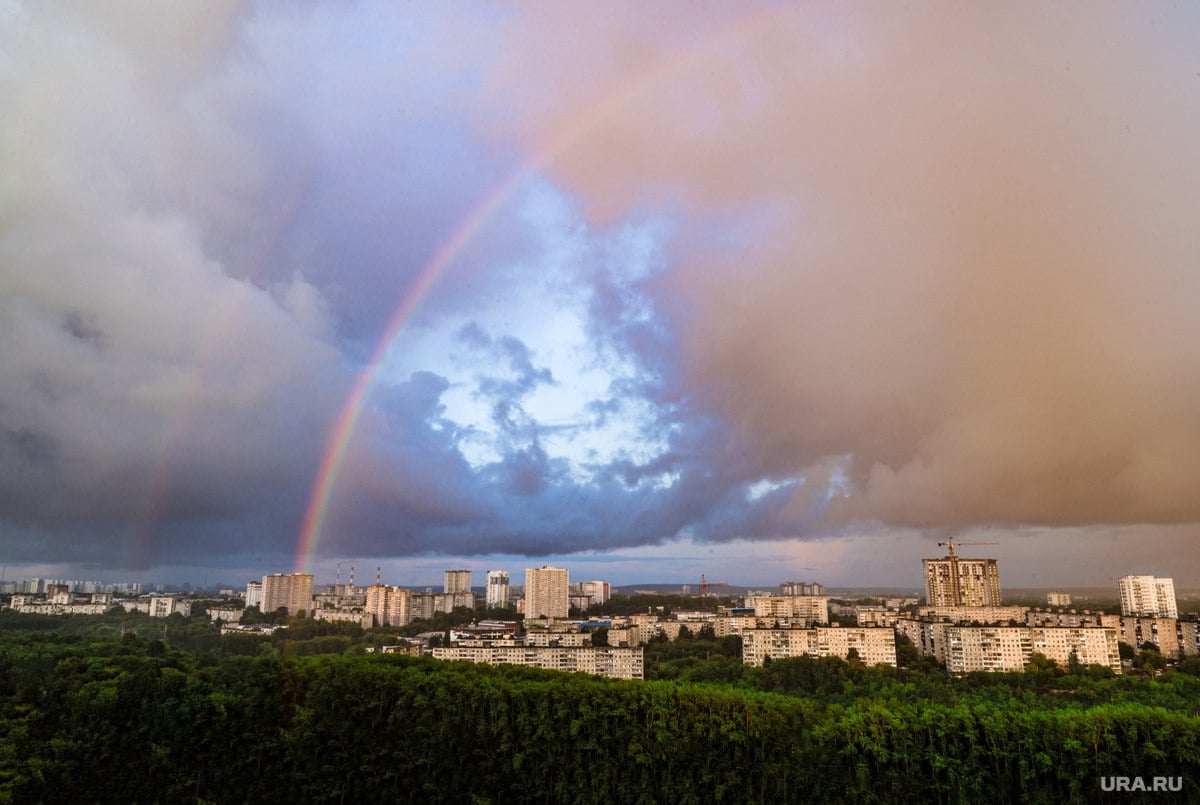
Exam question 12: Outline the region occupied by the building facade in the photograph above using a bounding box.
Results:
[485,570,510,608]
[148,596,192,618]
[747,595,830,625]
[1118,576,1178,618]
[432,641,643,680]
[898,618,1122,673]
[574,580,611,607]
[444,569,472,595]
[525,566,569,619]
[261,573,314,616]
[923,557,1001,607]
[779,581,826,596]
[365,584,412,627]
[741,627,897,667]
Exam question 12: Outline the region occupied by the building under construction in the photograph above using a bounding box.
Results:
[922,538,1001,607]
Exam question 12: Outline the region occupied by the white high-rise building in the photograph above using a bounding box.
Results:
[486,570,510,609]
[245,580,263,609]
[444,569,472,594]
[1118,576,1177,618]
[525,566,569,619]
[578,580,611,606]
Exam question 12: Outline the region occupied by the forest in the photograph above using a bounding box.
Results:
[0,610,1197,803]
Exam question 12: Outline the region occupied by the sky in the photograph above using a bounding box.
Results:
[2,1,1199,591]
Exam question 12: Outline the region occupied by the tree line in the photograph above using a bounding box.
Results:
[0,621,1197,802]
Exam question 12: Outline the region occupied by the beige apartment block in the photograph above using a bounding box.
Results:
[713,614,760,638]
[1029,627,1121,673]
[944,626,1031,673]
[1178,621,1200,656]
[365,584,412,627]
[148,596,192,618]
[1113,616,1181,657]
[261,573,314,616]
[747,595,830,625]
[444,569,472,594]
[741,627,897,667]
[917,605,1028,624]
[525,566,569,619]
[432,643,644,680]
[941,625,1120,674]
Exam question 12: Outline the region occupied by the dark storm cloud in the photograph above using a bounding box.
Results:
[10,0,1199,585]
[479,2,1200,537]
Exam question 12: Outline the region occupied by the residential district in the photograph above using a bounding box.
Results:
[5,544,1197,681]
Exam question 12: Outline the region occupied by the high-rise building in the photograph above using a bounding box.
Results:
[780,581,826,596]
[486,570,510,609]
[245,580,263,609]
[444,569,472,595]
[923,556,1001,607]
[365,584,412,627]
[578,580,611,606]
[525,566,569,619]
[261,573,314,616]
[1118,576,1177,618]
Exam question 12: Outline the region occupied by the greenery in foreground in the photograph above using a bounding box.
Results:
[0,613,1198,802]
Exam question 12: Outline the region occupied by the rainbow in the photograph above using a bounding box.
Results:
[293,5,791,574]
[293,173,528,572]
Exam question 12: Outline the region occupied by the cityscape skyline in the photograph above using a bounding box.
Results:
[3,538,1197,594]
[4,4,1200,588]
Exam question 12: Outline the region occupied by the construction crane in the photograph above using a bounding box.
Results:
[699,574,731,603]
[937,536,998,558]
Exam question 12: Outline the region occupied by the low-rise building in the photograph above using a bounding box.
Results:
[311,609,373,629]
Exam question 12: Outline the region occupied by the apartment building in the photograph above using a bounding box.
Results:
[365,584,412,627]
[1118,576,1178,618]
[485,570,510,608]
[525,566,569,619]
[923,557,1001,607]
[741,627,897,667]
[260,573,314,616]
[747,595,830,625]
[444,570,472,595]
[432,640,643,680]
